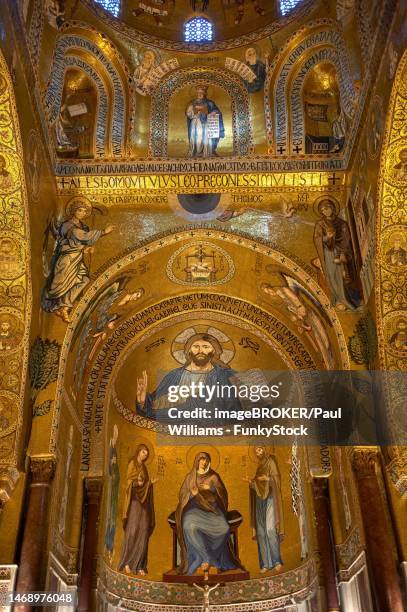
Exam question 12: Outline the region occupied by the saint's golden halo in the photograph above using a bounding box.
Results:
[65,196,93,217]
[312,194,340,217]
[130,436,155,465]
[171,324,235,365]
[186,444,220,471]
[388,232,406,248]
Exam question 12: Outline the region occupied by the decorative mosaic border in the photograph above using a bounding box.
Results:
[375,48,407,445]
[27,0,43,69]
[97,581,318,611]
[97,555,318,607]
[149,68,252,158]
[54,157,345,175]
[0,51,32,467]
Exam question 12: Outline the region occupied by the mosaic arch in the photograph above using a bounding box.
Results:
[290,50,355,155]
[264,23,357,152]
[376,50,407,454]
[48,227,349,454]
[72,302,317,474]
[44,33,127,157]
[52,57,107,157]
[149,69,252,158]
[0,50,31,467]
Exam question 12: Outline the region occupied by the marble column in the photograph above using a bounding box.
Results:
[77,478,102,612]
[15,457,55,611]
[352,448,404,612]
[312,477,340,612]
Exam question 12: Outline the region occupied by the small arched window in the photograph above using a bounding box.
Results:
[184,16,213,43]
[94,0,121,18]
[279,0,302,16]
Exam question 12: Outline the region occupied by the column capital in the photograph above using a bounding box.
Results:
[30,457,56,484]
[351,448,379,479]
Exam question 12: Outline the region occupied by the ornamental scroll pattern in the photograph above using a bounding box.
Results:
[149,69,252,158]
[53,56,107,158]
[376,51,407,479]
[0,51,31,467]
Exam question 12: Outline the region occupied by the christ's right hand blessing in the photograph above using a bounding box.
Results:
[136,370,147,405]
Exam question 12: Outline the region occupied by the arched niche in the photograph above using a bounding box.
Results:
[87,305,317,600]
[376,49,407,479]
[54,67,99,158]
[43,228,350,605]
[301,62,345,155]
[150,69,252,157]
[266,24,357,155]
[44,33,128,157]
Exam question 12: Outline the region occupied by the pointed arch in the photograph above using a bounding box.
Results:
[0,50,31,468]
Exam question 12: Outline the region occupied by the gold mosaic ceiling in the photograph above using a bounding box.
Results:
[88,0,316,44]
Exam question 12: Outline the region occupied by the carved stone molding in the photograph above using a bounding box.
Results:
[351,449,379,479]
[30,457,56,484]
